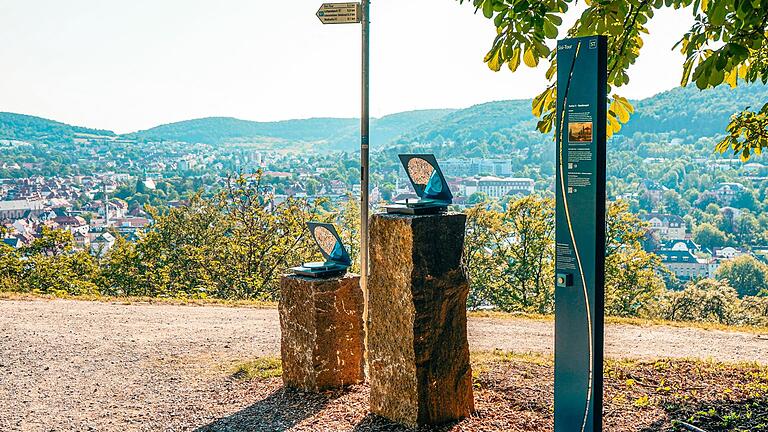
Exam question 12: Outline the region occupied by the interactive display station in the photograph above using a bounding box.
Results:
[554,35,607,432]
[290,222,351,278]
[384,154,452,215]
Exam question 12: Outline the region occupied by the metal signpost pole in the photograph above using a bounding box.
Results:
[316,0,369,369]
[360,0,370,351]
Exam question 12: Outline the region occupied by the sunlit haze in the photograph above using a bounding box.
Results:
[0,0,693,133]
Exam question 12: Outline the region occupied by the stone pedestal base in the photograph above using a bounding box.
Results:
[279,273,365,391]
[368,213,474,426]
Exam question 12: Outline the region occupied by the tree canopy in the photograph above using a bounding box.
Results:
[459,0,768,160]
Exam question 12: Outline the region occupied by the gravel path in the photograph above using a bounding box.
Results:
[0,299,765,431]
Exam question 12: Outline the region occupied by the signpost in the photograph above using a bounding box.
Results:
[554,35,607,432]
[316,2,361,24]
[316,1,371,367]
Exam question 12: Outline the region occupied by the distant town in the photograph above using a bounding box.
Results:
[3,82,768,291]
[2,129,768,287]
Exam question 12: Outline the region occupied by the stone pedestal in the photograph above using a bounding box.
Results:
[368,213,474,426]
[279,273,365,391]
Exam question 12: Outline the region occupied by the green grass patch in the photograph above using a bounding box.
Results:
[232,357,283,380]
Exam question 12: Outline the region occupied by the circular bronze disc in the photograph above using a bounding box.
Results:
[313,226,337,256]
[407,157,435,186]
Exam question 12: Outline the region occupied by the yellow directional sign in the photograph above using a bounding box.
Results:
[316,2,361,24]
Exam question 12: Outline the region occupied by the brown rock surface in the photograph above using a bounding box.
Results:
[279,273,365,392]
[368,213,474,426]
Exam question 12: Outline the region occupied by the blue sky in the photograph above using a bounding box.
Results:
[0,0,692,133]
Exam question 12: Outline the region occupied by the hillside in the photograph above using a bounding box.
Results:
[1,84,766,152]
[621,83,768,137]
[128,109,455,150]
[397,100,535,143]
[128,116,358,147]
[326,109,456,150]
[399,83,768,148]
[0,112,115,144]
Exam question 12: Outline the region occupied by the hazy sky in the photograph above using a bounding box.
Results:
[0,0,693,133]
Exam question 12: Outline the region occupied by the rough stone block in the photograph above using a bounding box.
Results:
[368,213,474,426]
[279,273,365,391]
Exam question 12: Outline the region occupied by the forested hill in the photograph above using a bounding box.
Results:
[0,112,115,143]
[398,83,768,149]
[1,84,766,151]
[620,83,768,137]
[128,117,358,146]
[128,109,456,149]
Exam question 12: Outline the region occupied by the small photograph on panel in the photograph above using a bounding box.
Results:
[568,121,593,143]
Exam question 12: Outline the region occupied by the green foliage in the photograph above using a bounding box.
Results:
[0,243,23,292]
[605,201,669,317]
[465,196,555,313]
[716,102,768,161]
[22,227,76,257]
[693,222,728,248]
[465,197,666,316]
[464,202,504,309]
[0,228,100,296]
[716,254,768,297]
[739,295,768,326]
[215,175,325,299]
[621,83,768,137]
[468,192,490,205]
[232,357,283,380]
[21,252,100,296]
[654,279,741,324]
[491,196,556,313]
[337,193,361,274]
[101,173,326,300]
[3,173,355,301]
[129,116,357,147]
[459,0,768,159]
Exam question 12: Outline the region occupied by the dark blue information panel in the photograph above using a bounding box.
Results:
[554,35,607,432]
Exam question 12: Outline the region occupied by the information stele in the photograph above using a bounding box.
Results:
[316,2,361,24]
[554,35,607,432]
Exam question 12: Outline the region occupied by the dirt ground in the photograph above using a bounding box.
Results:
[0,298,766,431]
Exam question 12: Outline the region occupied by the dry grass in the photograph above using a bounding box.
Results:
[605,315,768,335]
[0,291,277,309]
[4,290,766,334]
[467,310,553,321]
[468,309,768,335]
[213,351,768,431]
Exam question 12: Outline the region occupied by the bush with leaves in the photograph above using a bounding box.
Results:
[0,243,23,292]
[654,279,740,324]
[4,173,355,301]
[465,197,666,316]
[464,201,505,309]
[214,175,326,300]
[15,228,100,296]
[716,254,768,298]
[464,196,555,313]
[604,201,669,317]
[101,173,327,300]
[738,295,768,326]
[693,222,728,249]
